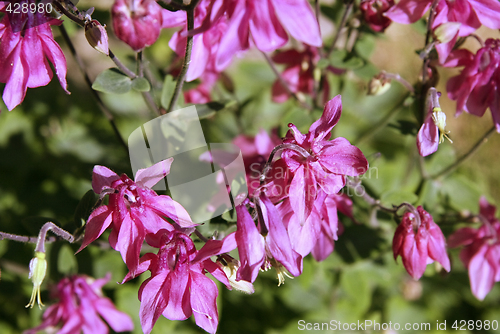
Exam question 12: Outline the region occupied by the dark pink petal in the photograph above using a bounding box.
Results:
[189,271,219,334]
[58,313,84,334]
[479,196,498,221]
[22,26,51,88]
[139,273,169,334]
[92,165,120,194]
[216,2,250,71]
[146,195,196,227]
[287,208,321,257]
[94,298,134,332]
[308,95,342,142]
[115,213,146,276]
[2,43,29,110]
[393,219,410,260]
[468,0,500,30]
[467,83,494,117]
[259,194,303,276]
[235,205,265,282]
[203,260,232,290]
[468,244,496,300]
[311,218,335,261]
[271,0,322,47]
[289,165,308,224]
[193,232,237,263]
[426,221,451,271]
[38,33,69,94]
[122,253,157,284]
[248,0,287,52]
[319,138,369,176]
[401,229,428,279]
[162,267,191,321]
[384,0,432,24]
[135,158,174,188]
[77,205,113,253]
[417,115,439,157]
[79,298,108,334]
[162,8,186,28]
[186,33,210,81]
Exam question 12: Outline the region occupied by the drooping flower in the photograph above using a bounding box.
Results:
[417,88,452,157]
[446,39,500,132]
[112,0,178,51]
[25,274,134,334]
[385,0,500,62]
[271,46,342,104]
[235,194,302,284]
[281,95,368,223]
[278,190,351,261]
[360,0,395,32]
[448,197,500,300]
[214,0,322,71]
[77,159,196,277]
[393,206,451,280]
[0,0,68,111]
[123,229,237,334]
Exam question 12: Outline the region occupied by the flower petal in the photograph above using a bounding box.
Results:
[135,158,174,188]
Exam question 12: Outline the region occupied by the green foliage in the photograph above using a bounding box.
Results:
[92,68,133,94]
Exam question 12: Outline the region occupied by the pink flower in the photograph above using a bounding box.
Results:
[271,46,341,104]
[169,0,229,81]
[25,274,134,334]
[446,39,500,132]
[214,0,322,71]
[235,194,302,284]
[393,206,451,280]
[282,95,368,223]
[78,159,196,277]
[385,0,500,62]
[0,0,68,111]
[448,197,500,300]
[360,0,395,32]
[123,229,236,334]
[112,0,172,51]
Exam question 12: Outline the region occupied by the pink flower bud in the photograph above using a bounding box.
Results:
[393,206,450,280]
[111,0,163,52]
[85,19,109,55]
[360,0,394,32]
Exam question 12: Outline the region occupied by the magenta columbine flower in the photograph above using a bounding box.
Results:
[78,159,196,277]
[0,0,68,111]
[446,39,500,132]
[123,229,237,334]
[393,206,451,280]
[214,0,322,71]
[448,197,500,300]
[112,0,170,51]
[385,0,500,62]
[25,274,134,334]
[235,194,302,285]
[360,0,395,32]
[282,95,368,223]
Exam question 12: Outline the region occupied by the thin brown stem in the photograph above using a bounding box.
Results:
[431,125,496,180]
[58,24,129,151]
[167,9,195,113]
[327,0,354,55]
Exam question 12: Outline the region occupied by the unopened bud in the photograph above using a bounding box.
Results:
[367,74,391,95]
[85,20,109,56]
[26,252,47,309]
[433,22,461,44]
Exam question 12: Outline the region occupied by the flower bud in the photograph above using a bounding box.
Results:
[85,20,109,56]
[26,252,47,309]
[367,74,391,95]
[433,22,461,44]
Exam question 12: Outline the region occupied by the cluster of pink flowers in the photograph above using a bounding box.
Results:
[26,274,134,334]
[449,198,500,300]
[0,0,68,111]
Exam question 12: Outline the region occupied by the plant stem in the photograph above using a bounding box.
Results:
[354,93,410,145]
[327,0,354,55]
[167,8,195,113]
[109,50,137,79]
[34,223,74,253]
[58,24,129,151]
[431,125,496,180]
[261,51,313,112]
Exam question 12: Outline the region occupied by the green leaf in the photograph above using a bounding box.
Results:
[354,34,376,58]
[161,75,176,109]
[57,244,78,275]
[131,77,151,92]
[73,189,97,228]
[329,50,365,70]
[92,68,132,94]
[222,208,237,222]
[380,190,418,207]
